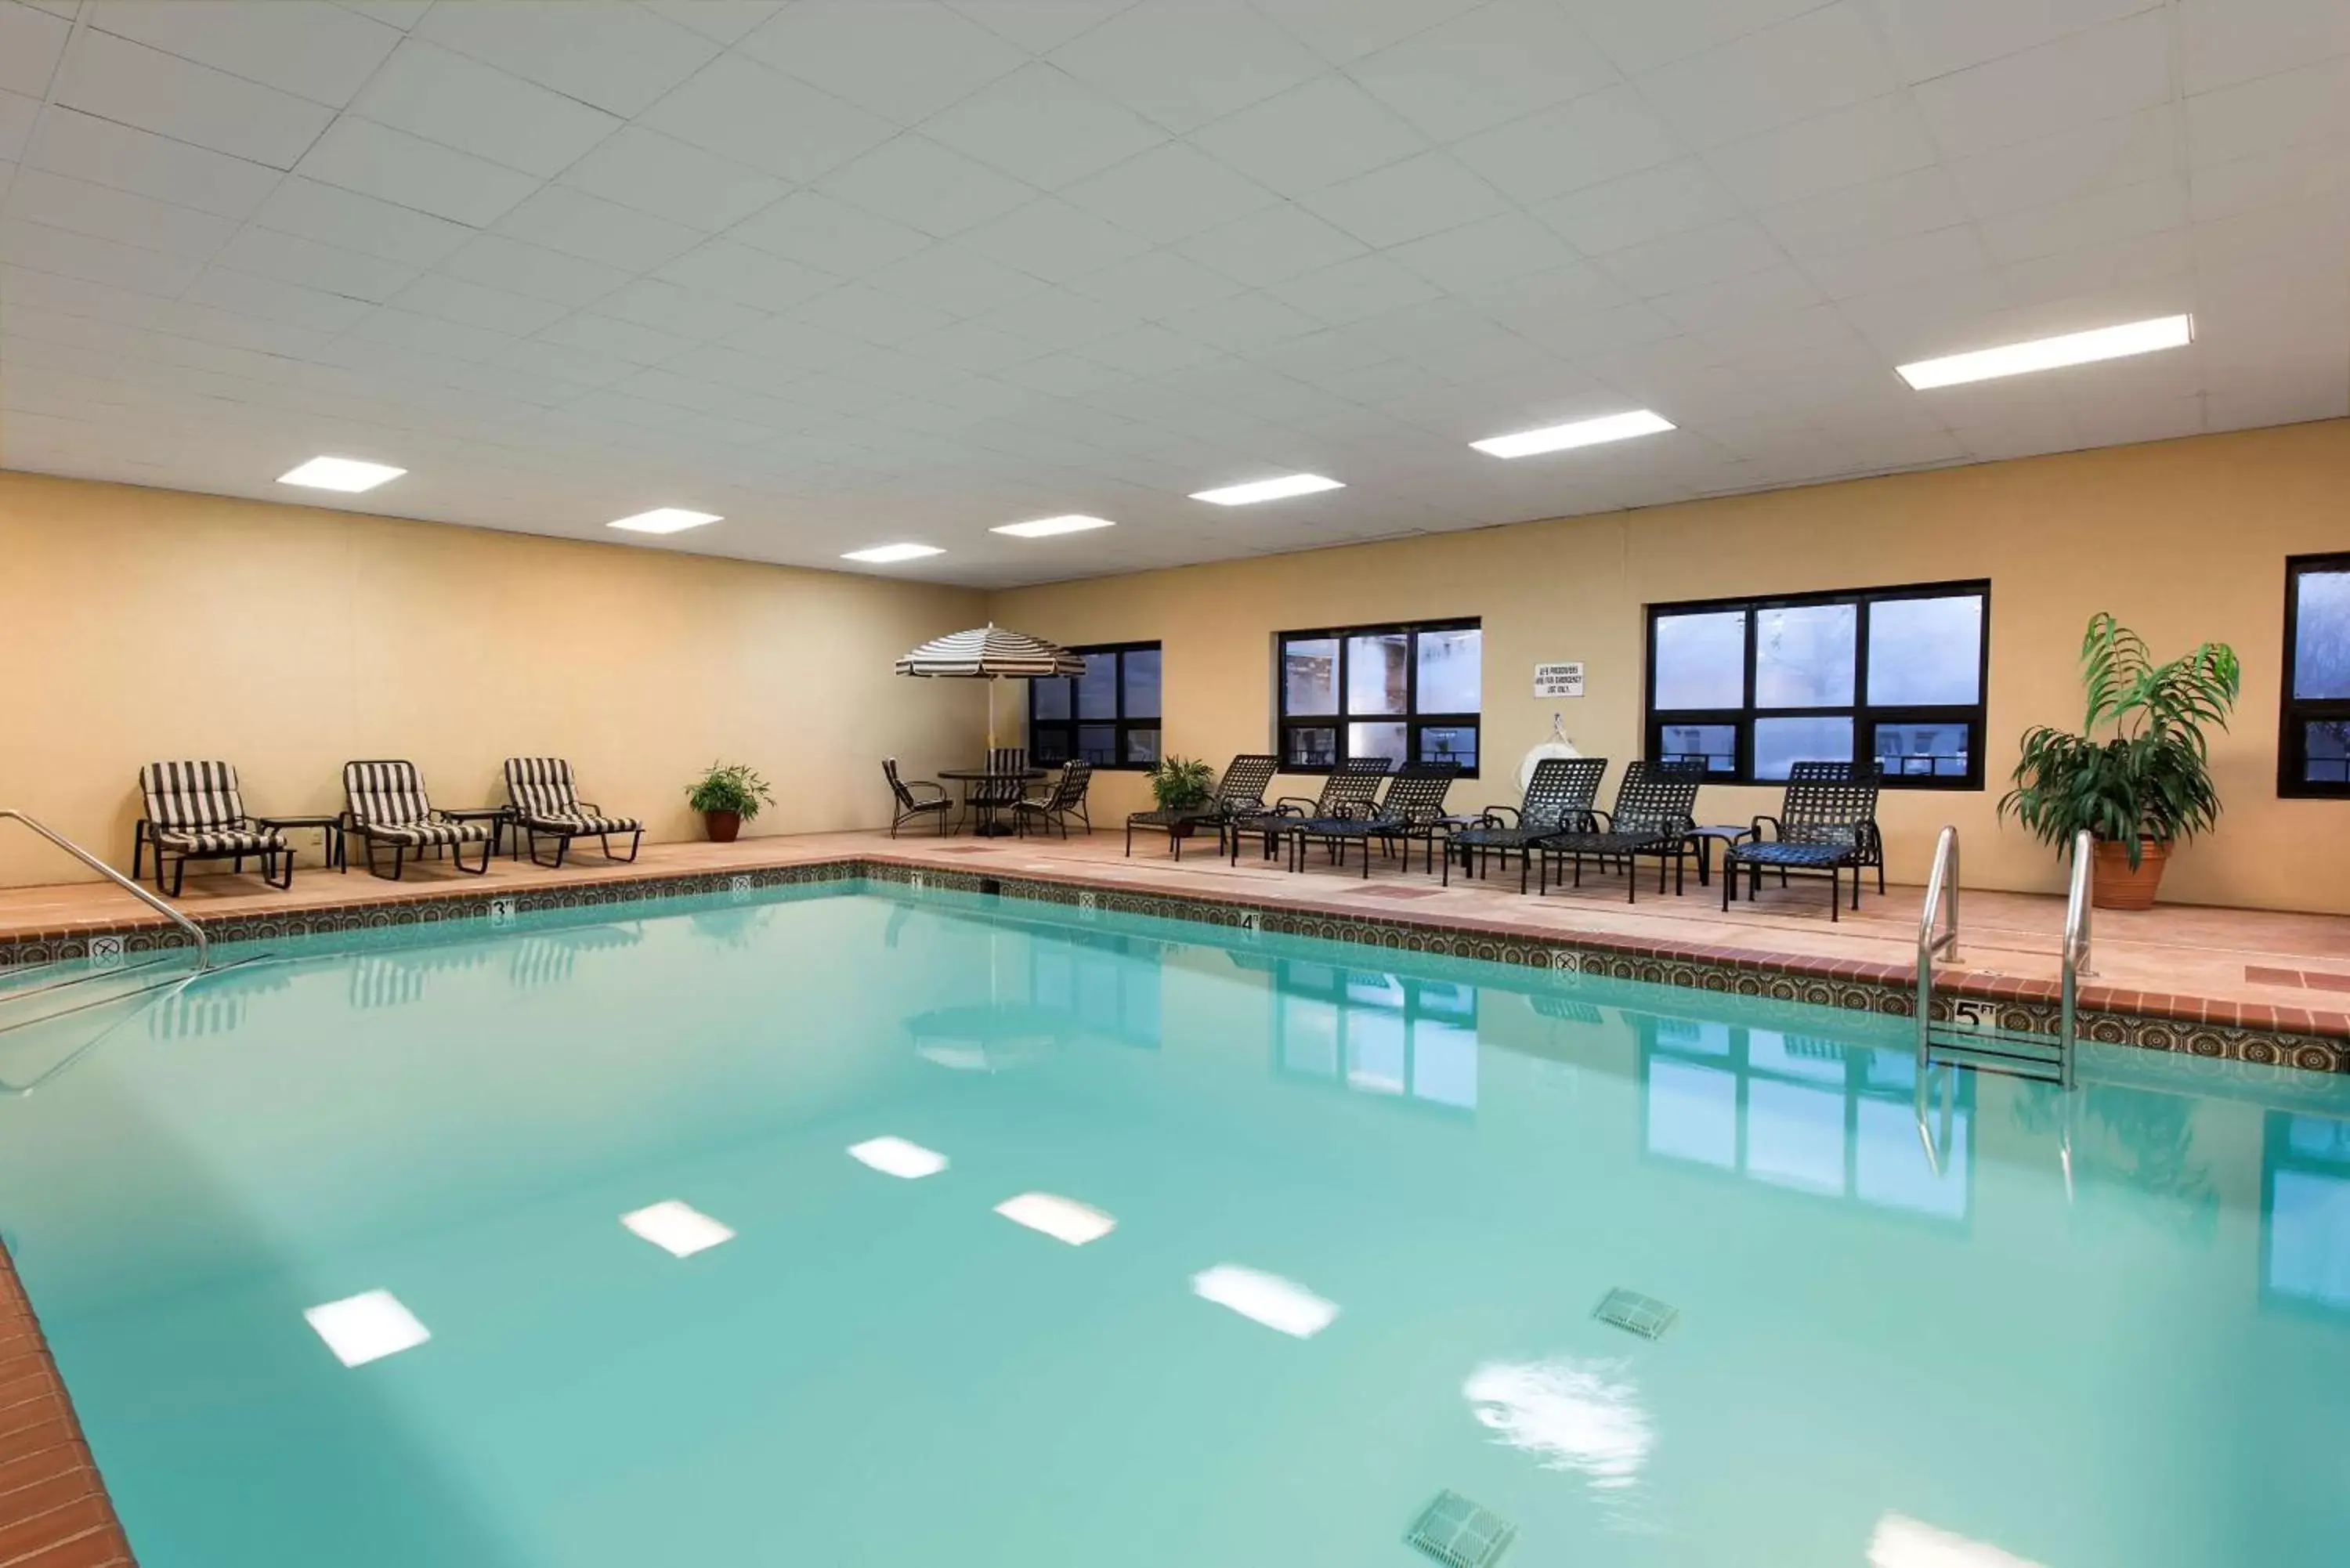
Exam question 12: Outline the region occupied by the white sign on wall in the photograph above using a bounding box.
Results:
[1534,661,1585,698]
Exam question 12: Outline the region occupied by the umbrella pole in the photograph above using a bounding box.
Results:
[986,677,996,753]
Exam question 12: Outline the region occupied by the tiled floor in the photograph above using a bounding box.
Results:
[0,1242,135,1567]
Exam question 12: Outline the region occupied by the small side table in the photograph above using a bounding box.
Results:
[440,806,512,859]
[258,815,346,874]
[1683,825,1752,889]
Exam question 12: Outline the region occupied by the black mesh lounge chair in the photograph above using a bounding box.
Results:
[884,758,951,837]
[1227,757,1390,866]
[132,761,292,897]
[1722,761,1884,921]
[1534,760,1705,902]
[1444,757,1608,891]
[1014,760,1093,838]
[503,757,643,869]
[343,760,497,880]
[1126,753,1276,859]
[1288,763,1459,877]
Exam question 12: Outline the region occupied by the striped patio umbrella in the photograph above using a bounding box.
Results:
[896,623,1087,749]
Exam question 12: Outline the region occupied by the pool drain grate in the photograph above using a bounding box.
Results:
[1405,1490,1516,1568]
[1594,1287,1677,1341]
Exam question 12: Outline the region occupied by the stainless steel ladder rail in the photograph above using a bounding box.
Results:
[1,809,211,1036]
[2057,828,2093,1091]
[1914,824,1959,1068]
[1915,822,2092,1088]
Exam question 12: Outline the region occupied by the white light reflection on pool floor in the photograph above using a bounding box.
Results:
[1464,1356,1653,1514]
[1189,1264,1340,1338]
[620,1200,735,1258]
[847,1136,948,1179]
[1870,1512,2048,1568]
[994,1192,1116,1245]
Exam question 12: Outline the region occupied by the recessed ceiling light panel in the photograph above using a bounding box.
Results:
[278,457,405,493]
[844,543,945,563]
[1189,474,1344,506]
[609,508,721,534]
[991,514,1117,538]
[1470,409,1675,458]
[1896,314,2193,390]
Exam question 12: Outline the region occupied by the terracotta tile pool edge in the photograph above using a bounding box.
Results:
[0,1239,137,1566]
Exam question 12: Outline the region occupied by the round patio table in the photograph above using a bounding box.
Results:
[939,766,1047,837]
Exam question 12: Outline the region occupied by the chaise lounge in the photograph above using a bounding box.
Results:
[132,761,295,897]
[1125,753,1276,859]
[1721,761,1884,921]
[1286,763,1459,877]
[503,757,644,869]
[1534,760,1705,902]
[343,759,497,880]
[1444,757,1608,890]
[1226,757,1391,866]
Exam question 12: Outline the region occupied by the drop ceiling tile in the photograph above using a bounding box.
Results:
[833,344,977,396]
[1387,210,1577,291]
[183,264,374,331]
[739,0,1026,123]
[894,317,1041,373]
[1186,74,1425,199]
[494,185,707,272]
[345,303,515,361]
[1159,288,1325,351]
[1264,252,1444,324]
[1176,203,1366,286]
[531,310,696,367]
[1,217,208,297]
[815,134,1041,237]
[1593,215,1791,298]
[0,88,34,162]
[0,0,69,97]
[1999,226,2191,302]
[1979,177,2187,263]
[2186,55,2350,170]
[2179,0,2350,96]
[1462,259,1635,326]
[866,242,1045,316]
[2189,134,2350,224]
[85,0,403,107]
[957,197,1152,283]
[1251,0,1481,65]
[1002,350,1139,398]
[23,110,278,223]
[52,28,335,168]
[1564,0,1831,76]
[348,39,621,178]
[5,168,240,259]
[639,55,895,184]
[414,0,718,117]
[1350,0,1618,143]
[385,272,570,337]
[1538,157,1744,255]
[209,224,418,301]
[1448,85,1684,207]
[1800,222,1995,299]
[942,0,1139,52]
[975,287,1139,349]
[253,175,474,268]
[724,190,934,275]
[1636,2,1897,150]
[1076,322,1220,375]
[1701,92,1942,208]
[638,2,787,45]
[558,126,786,233]
[1947,106,2178,219]
[656,237,841,312]
[1911,10,2173,157]
[1834,267,2016,358]
[1762,166,1971,262]
[294,117,538,227]
[1867,0,2158,82]
[434,233,631,309]
[1649,262,1824,333]
[920,63,1166,190]
[1049,0,1325,134]
[1058,142,1279,244]
[798,281,957,343]
[1300,151,1506,247]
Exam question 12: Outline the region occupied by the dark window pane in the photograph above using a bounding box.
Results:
[1125,727,1160,765]
[1869,595,1983,706]
[1754,715,1854,779]
[2295,569,2350,699]
[1660,722,1737,775]
[1077,653,1118,718]
[1349,721,1407,764]
[1284,637,1339,715]
[2307,720,2350,785]
[1415,627,1480,712]
[1347,632,1409,714]
[1077,724,1117,764]
[1032,676,1071,721]
[1755,602,1856,708]
[1874,721,1971,778]
[1654,610,1746,708]
[1285,726,1337,767]
[1033,728,1072,764]
[1419,725,1477,771]
[1123,647,1161,718]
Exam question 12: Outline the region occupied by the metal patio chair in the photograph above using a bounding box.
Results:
[132,761,293,897]
[1014,759,1094,838]
[1444,756,1608,891]
[1126,753,1277,860]
[1534,761,1705,903]
[1722,761,1884,921]
[503,757,643,869]
[1226,757,1391,866]
[1287,763,1460,877]
[884,757,952,837]
[342,760,497,880]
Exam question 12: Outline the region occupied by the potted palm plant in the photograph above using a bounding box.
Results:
[1999,613,2240,910]
[1146,753,1215,814]
[686,761,773,844]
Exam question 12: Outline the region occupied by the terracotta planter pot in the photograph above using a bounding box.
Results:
[2089,836,2168,911]
[703,809,742,844]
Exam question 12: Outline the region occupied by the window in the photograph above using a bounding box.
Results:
[1646,582,1989,789]
[1029,642,1159,769]
[2281,553,2350,797]
[1276,619,1480,775]
[1272,960,1479,1111]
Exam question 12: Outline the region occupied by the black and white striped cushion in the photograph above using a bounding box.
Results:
[345,760,435,830]
[528,811,641,835]
[153,826,287,854]
[504,757,577,822]
[141,761,250,832]
[365,819,492,847]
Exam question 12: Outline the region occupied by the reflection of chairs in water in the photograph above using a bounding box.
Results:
[347,945,491,1010]
[906,1003,1076,1072]
[504,925,645,988]
[143,966,293,1039]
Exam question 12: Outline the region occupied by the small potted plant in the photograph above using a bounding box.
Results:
[686,761,772,844]
[1999,612,2239,909]
[1147,753,1215,815]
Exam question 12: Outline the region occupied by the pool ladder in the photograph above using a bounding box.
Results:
[1914,826,2091,1089]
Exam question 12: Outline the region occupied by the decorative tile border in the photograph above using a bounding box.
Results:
[5,853,2344,1074]
[0,1237,137,1566]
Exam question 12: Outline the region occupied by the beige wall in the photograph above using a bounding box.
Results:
[0,470,987,887]
[994,420,2350,913]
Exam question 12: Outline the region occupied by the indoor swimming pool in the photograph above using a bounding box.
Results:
[2,883,2345,1567]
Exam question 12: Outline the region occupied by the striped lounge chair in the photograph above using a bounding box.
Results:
[503,757,643,869]
[132,761,291,897]
[342,759,497,880]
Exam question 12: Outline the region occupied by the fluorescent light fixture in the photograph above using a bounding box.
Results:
[1471,408,1674,458]
[1896,313,2192,389]
[609,508,721,534]
[991,514,1117,538]
[848,1136,948,1179]
[621,1200,735,1258]
[304,1290,430,1367]
[994,1191,1116,1245]
[843,543,945,563]
[1189,473,1344,506]
[278,456,404,493]
[1190,1264,1339,1339]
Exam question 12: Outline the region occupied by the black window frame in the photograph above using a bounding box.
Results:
[2280,551,2350,799]
[1274,617,1481,777]
[1028,641,1161,771]
[1644,580,1991,791]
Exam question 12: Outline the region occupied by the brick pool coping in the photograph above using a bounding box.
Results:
[0,1239,135,1566]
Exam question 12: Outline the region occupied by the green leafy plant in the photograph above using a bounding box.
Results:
[1999,613,2240,869]
[686,761,774,820]
[1146,753,1215,811]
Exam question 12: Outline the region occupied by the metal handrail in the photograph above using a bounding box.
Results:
[2,808,211,971]
[1914,825,1958,1065]
[2058,829,2095,1090]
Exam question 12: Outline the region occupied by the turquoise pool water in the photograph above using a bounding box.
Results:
[2,883,2346,1567]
